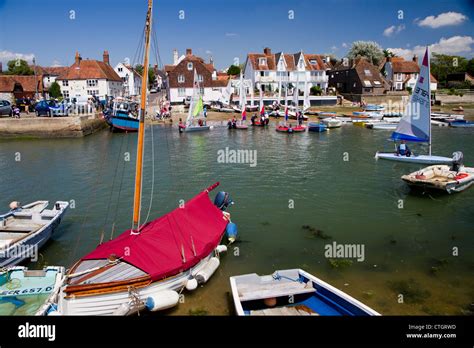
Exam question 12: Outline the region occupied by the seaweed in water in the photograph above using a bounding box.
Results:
[328,258,353,269]
[429,258,449,276]
[302,225,331,239]
[189,307,208,316]
[388,279,431,304]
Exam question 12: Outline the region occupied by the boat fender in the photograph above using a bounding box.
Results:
[214,192,233,211]
[225,222,238,243]
[195,257,220,284]
[185,277,198,291]
[215,245,227,254]
[145,290,180,312]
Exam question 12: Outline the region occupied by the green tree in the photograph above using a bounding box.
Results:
[347,41,384,65]
[383,49,396,58]
[134,64,144,75]
[466,58,474,77]
[6,59,34,75]
[49,81,62,98]
[430,53,468,86]
[227,65,241,76]
[310,86,322,96]
[134,64,155,87]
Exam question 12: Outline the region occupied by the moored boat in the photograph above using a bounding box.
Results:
[308,122,327,132]
[0,201,69,268]
[321,117,342,128]
[229,269,380,316]
[449,120,474,128]
[0,266,65,316]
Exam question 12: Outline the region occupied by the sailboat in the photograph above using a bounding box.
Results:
[52,0,235,315]
[277,77,306,133]
[375,47,454,164]
[182,69,210,132]
[236,75,248,130]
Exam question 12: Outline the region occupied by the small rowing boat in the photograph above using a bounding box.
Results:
[449,120,474,128]
[308,122,327,132]
[229,269,380,316]
[321,117,342,128]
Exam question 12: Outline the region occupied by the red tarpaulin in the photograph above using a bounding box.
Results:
[82,190,228,281]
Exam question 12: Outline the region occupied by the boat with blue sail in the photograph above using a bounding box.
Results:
[375,47,455,164]
[230,269,380,316]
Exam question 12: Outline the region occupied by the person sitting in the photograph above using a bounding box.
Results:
[288,124,293,133]
[264,113,269,125]
[251,114,257,125]
[397,141,411,157]
[227,119,233,129]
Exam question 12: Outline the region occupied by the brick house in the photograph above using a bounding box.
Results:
[165,48,228,103]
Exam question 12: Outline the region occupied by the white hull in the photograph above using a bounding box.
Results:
[369,123,398,130]
[375,152,453,164]
[184,125,210,132]
[321,118,342,128]
[55,252,219,315]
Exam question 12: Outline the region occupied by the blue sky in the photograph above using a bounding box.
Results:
[0,0,473,70]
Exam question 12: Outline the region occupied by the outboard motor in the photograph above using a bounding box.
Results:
[451,151,464,172]
[214,191,233,211]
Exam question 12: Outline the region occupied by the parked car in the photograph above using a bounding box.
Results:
[34,100,69,117]
[0,100,13,116]
[150,88,158,93]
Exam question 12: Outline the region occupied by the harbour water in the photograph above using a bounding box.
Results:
[1,123,473,315]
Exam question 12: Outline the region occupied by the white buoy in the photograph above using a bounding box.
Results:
[215,245,227,253]
[185,277,198,291]
[145,290,180,312]
[195,257,220,284]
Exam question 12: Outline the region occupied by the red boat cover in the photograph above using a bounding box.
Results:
[82,190,228,281]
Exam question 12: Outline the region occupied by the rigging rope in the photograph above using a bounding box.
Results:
[142,123,156,226]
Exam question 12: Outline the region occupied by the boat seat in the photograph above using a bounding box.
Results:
[238,281,315,302]
[250,305,319,316]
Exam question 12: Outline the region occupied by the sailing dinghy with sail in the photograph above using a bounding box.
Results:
[375,47,454,164]
[182,69,210,132]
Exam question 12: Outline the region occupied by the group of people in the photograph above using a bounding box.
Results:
[250,113,270,126]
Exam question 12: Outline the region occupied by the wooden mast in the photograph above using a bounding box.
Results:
[132,0,153,232]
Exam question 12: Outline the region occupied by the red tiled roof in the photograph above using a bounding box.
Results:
[247,50,329,71]
[430,73,437,83]
[57,59,122,81]
[392,59,419,73]
[0,75,44,92]
[34,66,69,76]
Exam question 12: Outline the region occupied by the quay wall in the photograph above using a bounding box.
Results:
[0,114,107,138]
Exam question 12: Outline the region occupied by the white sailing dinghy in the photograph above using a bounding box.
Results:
[52,0,235,316]
[183,69,210,132]
[375,47,454,164]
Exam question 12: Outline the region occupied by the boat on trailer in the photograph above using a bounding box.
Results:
[0,266,65,316]
[401,153,474,194]
[375,47,454,165]
[230,269,380,316]
[0,201,69,268]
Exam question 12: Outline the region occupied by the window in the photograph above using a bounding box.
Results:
[364,69,372,76]
[373,80,381,86]
[199,87,204,95]
[363,80,372,87]
[198,74,203,82]
[298,59,305,69]
[62,91,70,98]
[363,88,372,93]
[260,71,269,77]
[87,90,99,96]
[178,88,186,97]
[187,62,193,70]
[122,77,127,82]
[309,59,317,65]
[47,77,50,82]
[258,58,267,65]
[62,80,68,86]
[118,67,123,72]
[397,73,403,81]
[178,75,185,83]
[87,79,98,87]
[353,82,357,87]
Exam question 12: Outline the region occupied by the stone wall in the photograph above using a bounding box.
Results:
[0,114,107,138]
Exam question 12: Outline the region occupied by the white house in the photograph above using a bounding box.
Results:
[243,48,331,97]
[114,62,142,97]
[56,51,123,101]
[165,49,228,103]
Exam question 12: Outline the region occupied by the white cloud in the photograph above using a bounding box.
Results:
[51,60,62,67]
[331,45,338,51]
[383,24,405,37]
[205,50,212,55]
[0,50,35,64]
[342,42,348,48]
[388,35,474,60]
[417,12,467,28]
[225,32,238,38]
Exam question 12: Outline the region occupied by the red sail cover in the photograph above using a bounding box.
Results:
[82,191,228,281]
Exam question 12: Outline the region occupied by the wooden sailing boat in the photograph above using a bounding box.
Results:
[375,47,454,164]
[53,0,234,315]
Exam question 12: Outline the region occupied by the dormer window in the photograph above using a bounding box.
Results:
[310,59,317,65]
[258,58,267,65]
[178,75,185,83]
[187,62,193,70]
[198,74,203,82]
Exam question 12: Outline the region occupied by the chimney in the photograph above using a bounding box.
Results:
[186,48,192,56]
[263,47,272,55]
[210,56,214,66]
[75,51,81,65]
[173,49,178,65]
[412,54,418,62]
[103,50,110,65]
